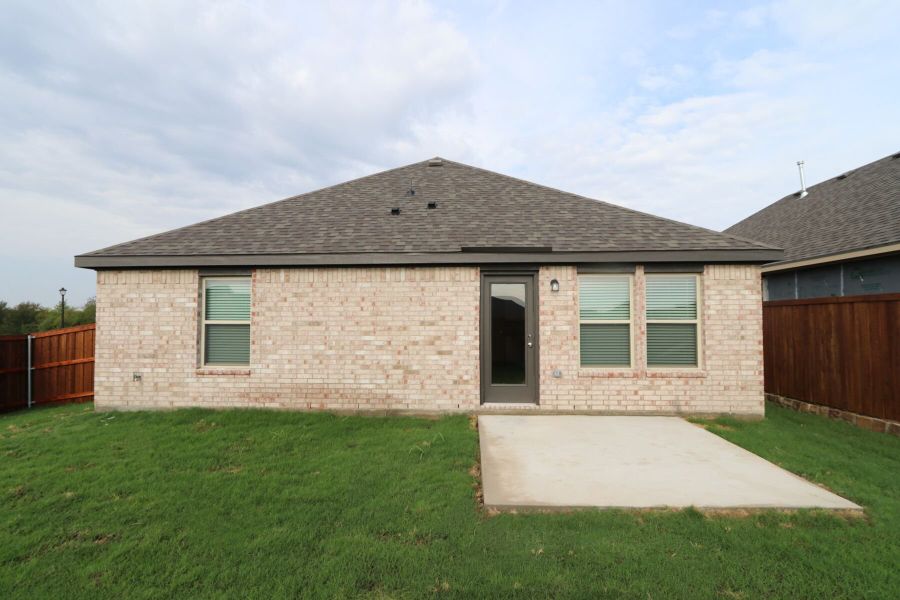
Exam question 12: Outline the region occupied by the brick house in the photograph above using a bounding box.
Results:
[75,158,781,415]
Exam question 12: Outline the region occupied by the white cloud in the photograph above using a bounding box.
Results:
[0,0,481,303]
[1,0,899,306]
[712,49,824,89]
[735,5,771,28]
[769,0,900,46]
[666,7,728,40]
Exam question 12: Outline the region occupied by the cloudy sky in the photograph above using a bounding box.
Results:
[1,0,898,306]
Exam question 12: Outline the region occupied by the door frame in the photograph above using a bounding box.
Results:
[479,269,540,404]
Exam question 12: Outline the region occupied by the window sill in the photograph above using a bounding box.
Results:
[646,368,707,379]
[196,368,251,376]
[578,368,641,378]
[576,367,707,379]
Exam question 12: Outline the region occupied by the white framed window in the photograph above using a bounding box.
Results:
[645,274,700,368]
[578,274,633,367]
[201,277,251,366]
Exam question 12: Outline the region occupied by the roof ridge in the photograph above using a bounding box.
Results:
[439,158,780,251]
[726,149,900,234]
[803,150,900,191]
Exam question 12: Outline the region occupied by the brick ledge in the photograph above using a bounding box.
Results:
[766,393,900,436]
[196,368,251,377]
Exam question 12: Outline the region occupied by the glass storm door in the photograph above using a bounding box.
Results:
[481,274,538,403]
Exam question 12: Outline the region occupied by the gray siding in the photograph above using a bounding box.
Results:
[844,255,900,295]
[763,253,900,300]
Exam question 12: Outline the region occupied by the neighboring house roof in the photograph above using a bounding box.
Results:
[726,152,900,267]
[76,157,780,269]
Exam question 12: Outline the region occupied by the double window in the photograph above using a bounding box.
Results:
[578,273,699,368]
[201,278,251,366]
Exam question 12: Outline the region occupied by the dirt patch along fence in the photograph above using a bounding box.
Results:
[0,324,95,412]
[763,293,900,423]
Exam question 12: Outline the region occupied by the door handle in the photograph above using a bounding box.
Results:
[527,341,534,348]
[526,334,534,348]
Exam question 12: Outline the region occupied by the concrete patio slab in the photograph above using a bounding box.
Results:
[478,415,860,510]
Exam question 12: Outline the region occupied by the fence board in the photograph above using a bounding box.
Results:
[0,325,95,412]
[32,325,95,407]
[763,293,900,422]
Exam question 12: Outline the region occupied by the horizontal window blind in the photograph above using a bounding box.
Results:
[205,324,251,365]
[647,324,697,366]
[203,278,251,366]
[580,324,631,366]
[579,276,630,320]
[646,274,698,367]
[205,280,251,321]
[579,275,632,366]
[646,276,697,320]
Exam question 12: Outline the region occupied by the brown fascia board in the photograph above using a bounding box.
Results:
[761,241,900,272]
[75,249,783,269]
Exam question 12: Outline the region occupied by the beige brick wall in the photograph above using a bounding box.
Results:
[95,267,481,411]
[536,265,764,415]
[94,264,763,415]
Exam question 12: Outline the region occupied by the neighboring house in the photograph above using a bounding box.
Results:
[726,152,900,433]
[726,152,900,300]
[75,158,780,415]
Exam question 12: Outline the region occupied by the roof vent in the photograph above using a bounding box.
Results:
[836,172,851,180]
[390,207,400,215]
[428,158,443,167]
[427,201,437,209]
[891,151,900,159]
[406,187,416,196]
[796,160,808,198]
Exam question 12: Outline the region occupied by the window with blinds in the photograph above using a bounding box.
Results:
[579,275,632,367]
[202,278,251,366]
[645,274,699,367]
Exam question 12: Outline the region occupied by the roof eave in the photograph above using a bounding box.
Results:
[761,241,900,273]
[75,249,784,270]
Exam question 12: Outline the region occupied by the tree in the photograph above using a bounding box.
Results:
[0,299,96,335]
[0,302,47,334]
[80,298,96,324]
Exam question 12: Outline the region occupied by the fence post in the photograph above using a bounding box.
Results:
[26,334,32,409]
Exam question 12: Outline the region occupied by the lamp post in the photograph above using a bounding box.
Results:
[59,287,67,328]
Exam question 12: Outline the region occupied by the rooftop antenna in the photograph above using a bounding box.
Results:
[797,160,808,198]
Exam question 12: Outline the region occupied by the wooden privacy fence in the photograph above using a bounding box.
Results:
[763,293,900,422]
[0,324,95,412]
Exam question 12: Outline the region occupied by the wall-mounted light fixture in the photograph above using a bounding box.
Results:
[550,279,560,292]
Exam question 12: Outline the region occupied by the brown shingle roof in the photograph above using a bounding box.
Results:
[726,152,900,264]
[77,157,779,268]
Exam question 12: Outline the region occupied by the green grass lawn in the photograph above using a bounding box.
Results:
[1,402,898,599]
